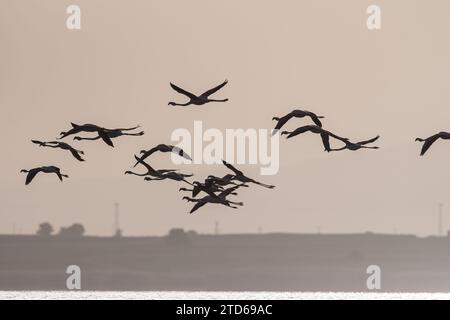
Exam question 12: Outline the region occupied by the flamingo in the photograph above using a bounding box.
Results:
[168,80,229,107]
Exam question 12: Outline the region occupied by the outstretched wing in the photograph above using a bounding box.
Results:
[69,148,85,161]
[170,83,197,99]
[274,114,294,131]
[190,199,208,214]
[323,129,347,142]
[134,155,156,173]
[200,79,228,98]
[320,133,331,152]
[134,146,159,165]
[172,146,192,161]
[219,185,240,198]
[307,113,323,127]
[55,172,63,182]
[25,168,41,185]
[107,125,140,132]
[98,131,115,147]
[158,169,178,174]
[357,135,380,146]
[222,160,243,176]
[192,185,202,198]
[286,126,314,139]
[420,134,441,156]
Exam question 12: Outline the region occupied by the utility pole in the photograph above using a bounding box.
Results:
[114,202,122,237]
[214,221,219,235]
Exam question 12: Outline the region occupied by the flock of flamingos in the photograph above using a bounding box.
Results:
[20,80,450,213]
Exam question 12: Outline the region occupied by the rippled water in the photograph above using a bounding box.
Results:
[1,291,450,300]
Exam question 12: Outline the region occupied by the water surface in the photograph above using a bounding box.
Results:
[1,291,450,300]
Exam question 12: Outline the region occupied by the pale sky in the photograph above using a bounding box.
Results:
[1,0,450,236]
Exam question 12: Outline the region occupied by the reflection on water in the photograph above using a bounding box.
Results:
[1,291,450,300]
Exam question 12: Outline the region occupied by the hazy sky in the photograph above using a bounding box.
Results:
[1,0,450,236]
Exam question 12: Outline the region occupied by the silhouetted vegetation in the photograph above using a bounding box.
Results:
[58,223,85,238]
[36,222,54,237]
[165,228,191,246]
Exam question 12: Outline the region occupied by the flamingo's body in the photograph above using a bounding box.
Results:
[168,80,229,107]
[330,135,380,152]
[127,156,192,185]
[222,160,275,189]
[272,109,324,135]
[183,186,243,214]
[32,140,85,161]
[74,126,143,147]
[134,144,192,167]
[416,132,450,156]
[20,166,69,185]
[281,125,346,152]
